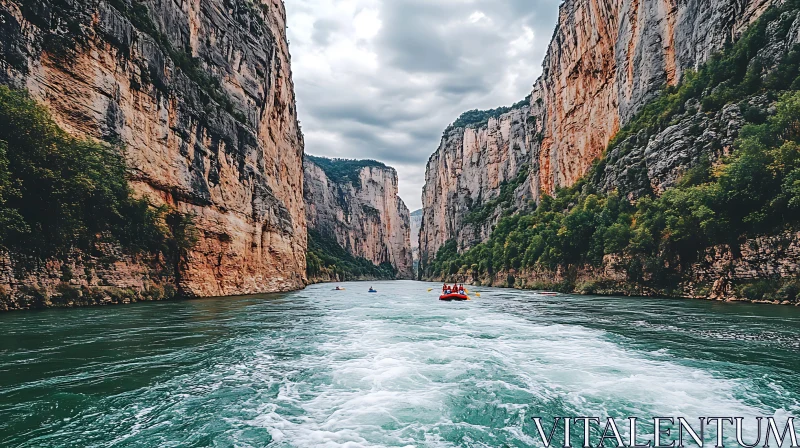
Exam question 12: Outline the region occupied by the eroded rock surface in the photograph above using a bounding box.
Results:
[304,159,413,279]
[534,0,772,194]
[420,107,536,264]
[0,0,306,298]
[421,0,776,262]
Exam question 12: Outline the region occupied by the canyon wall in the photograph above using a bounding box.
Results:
[419,106,537,265]
[410,209,422,276]
[421,0,775,262]
[0,0,306,299]
[304,158,413,279]
[533,0,772,195]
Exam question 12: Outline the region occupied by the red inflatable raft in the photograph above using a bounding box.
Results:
[439,293,469,301]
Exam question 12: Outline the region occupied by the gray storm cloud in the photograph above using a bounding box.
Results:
[286,0,561,210]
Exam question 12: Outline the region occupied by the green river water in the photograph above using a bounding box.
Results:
[1,281,799,447]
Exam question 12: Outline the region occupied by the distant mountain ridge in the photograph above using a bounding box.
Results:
[409,209,423,277]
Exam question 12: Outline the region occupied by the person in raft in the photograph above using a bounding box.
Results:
[458,284,465,294]
[442,283,449,294]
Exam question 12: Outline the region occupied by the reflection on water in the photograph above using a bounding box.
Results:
[1,281,799,447]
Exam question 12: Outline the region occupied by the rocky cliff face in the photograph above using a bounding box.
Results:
[304,158,413,279]
[420,106,536,264]
[409,209,422,275]
[533,0,772,194]
[421,0,775,262]
[0,0,306,297]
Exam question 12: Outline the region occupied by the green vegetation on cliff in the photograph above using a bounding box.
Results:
[464,164,530,225]
[430,91,800,291]
[306,229,397,281]
[306,154,387,188]
[448,96,530,131]
[0,86,195,271]
[602,0,800,154]
[426,1,800,297]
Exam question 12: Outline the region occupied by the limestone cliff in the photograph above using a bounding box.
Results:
[421,0,800,305]
[420,105,536,265]
[532,0,772,194]
[0,0,306,298]
[409,209,422,276]
[421,0,776,262]
[304,156,413,279]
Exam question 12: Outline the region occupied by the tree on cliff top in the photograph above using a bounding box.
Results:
[306,154,388,187]
[447,95,530,131]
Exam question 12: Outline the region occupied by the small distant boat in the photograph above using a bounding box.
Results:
[368,289,378,293]
[439,293,469,301]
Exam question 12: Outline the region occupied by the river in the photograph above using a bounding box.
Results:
[1,281,799,447]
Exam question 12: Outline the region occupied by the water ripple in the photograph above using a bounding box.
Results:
[1,281,799,447]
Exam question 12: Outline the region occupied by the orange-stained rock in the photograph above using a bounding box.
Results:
[534,0,772,195]
[420,107,535,265]
[0,0,306,297]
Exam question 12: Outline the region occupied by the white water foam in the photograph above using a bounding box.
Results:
[4,282,799,448]
[226,284,782,447]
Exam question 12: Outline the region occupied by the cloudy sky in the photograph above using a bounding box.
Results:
[285,0,561,211]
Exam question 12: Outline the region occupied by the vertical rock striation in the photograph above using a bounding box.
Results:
[0,0,306,297]
[419,106,536,266]
[304,157,413,279]
[409,209,422,276]
[421,0,775,262]
[533,0,772,194]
